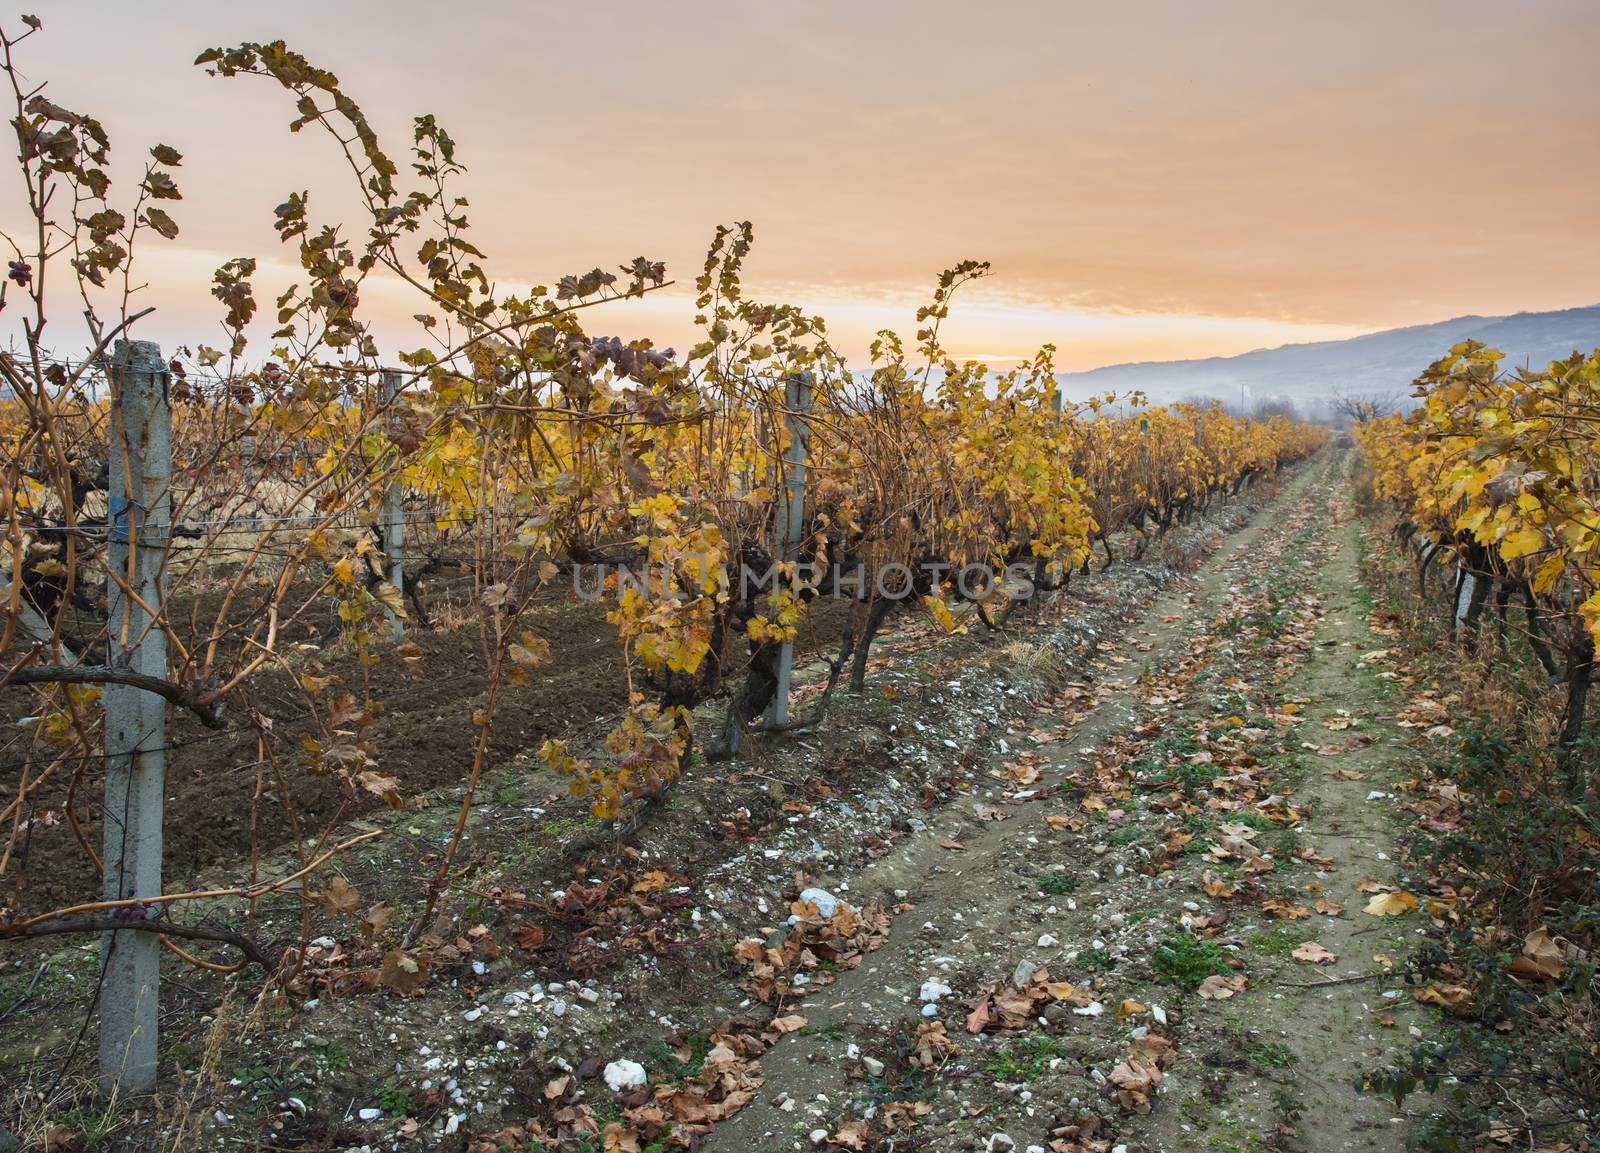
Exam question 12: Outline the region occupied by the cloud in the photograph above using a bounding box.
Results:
[2,0,1594,367]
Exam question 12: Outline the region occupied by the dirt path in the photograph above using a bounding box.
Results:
[710,454,1433,1153]
[1135,483,1432,1153]
[1235,506,1428,1151]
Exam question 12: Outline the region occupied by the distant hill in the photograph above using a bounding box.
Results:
[1059,305,1600,414]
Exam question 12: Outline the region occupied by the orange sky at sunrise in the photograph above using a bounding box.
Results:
[4,1,1597,369]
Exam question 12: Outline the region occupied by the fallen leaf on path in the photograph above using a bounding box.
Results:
[1291,942,1337,964]
[965,999,991,1034]
[1414,983,1474,1015]
[319,874,360,916]
[379,948,429,996]
[1109,1033,1174,1114]
[996,763,1041,786]
[1507,928,1564,981]
[1197,973,1249,1000]
[1313,899,1344,916]
[1203,870,1240,899]
[827,1121,870,1149]
[914,1020,958,1067]
[1423,896,1457,920]
[1363,891,1417,916]
[734,900,891,1002]
[993,984,1041,1028]
[631,869,676,893]
[1397,694,1451,727]
[361,902,392,939]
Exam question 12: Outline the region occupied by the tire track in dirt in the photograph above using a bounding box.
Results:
[1156,491,1429,1152]
[708,457,1337,1151]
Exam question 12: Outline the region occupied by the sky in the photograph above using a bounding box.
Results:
[3,1,1597,370]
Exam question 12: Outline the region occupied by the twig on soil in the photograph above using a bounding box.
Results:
[1278,970,1386,989]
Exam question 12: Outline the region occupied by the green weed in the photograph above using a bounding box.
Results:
[375,1084,413,1117]
[1077,948,1114,973]
[1249,924,1308,957]
[1038,872,1076,896]
[985,1034,1073,1081]
[644,1033,713,1081]
[1244,1039,1297,1071]
[1152,933,1233,990]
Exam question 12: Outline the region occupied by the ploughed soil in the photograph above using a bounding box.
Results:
[0,562,860,915]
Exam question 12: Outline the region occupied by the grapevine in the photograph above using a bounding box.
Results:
[1354,340,1600,769]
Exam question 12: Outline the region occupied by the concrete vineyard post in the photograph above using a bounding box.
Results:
[1454,566,1476,632]
[380,370,405,641]
[766,372,814,727]
[100,339,171,1094]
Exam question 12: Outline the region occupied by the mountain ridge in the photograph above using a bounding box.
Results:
[1059,304,1600,409]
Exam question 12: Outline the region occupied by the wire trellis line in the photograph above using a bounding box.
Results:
[23,504,514,534]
